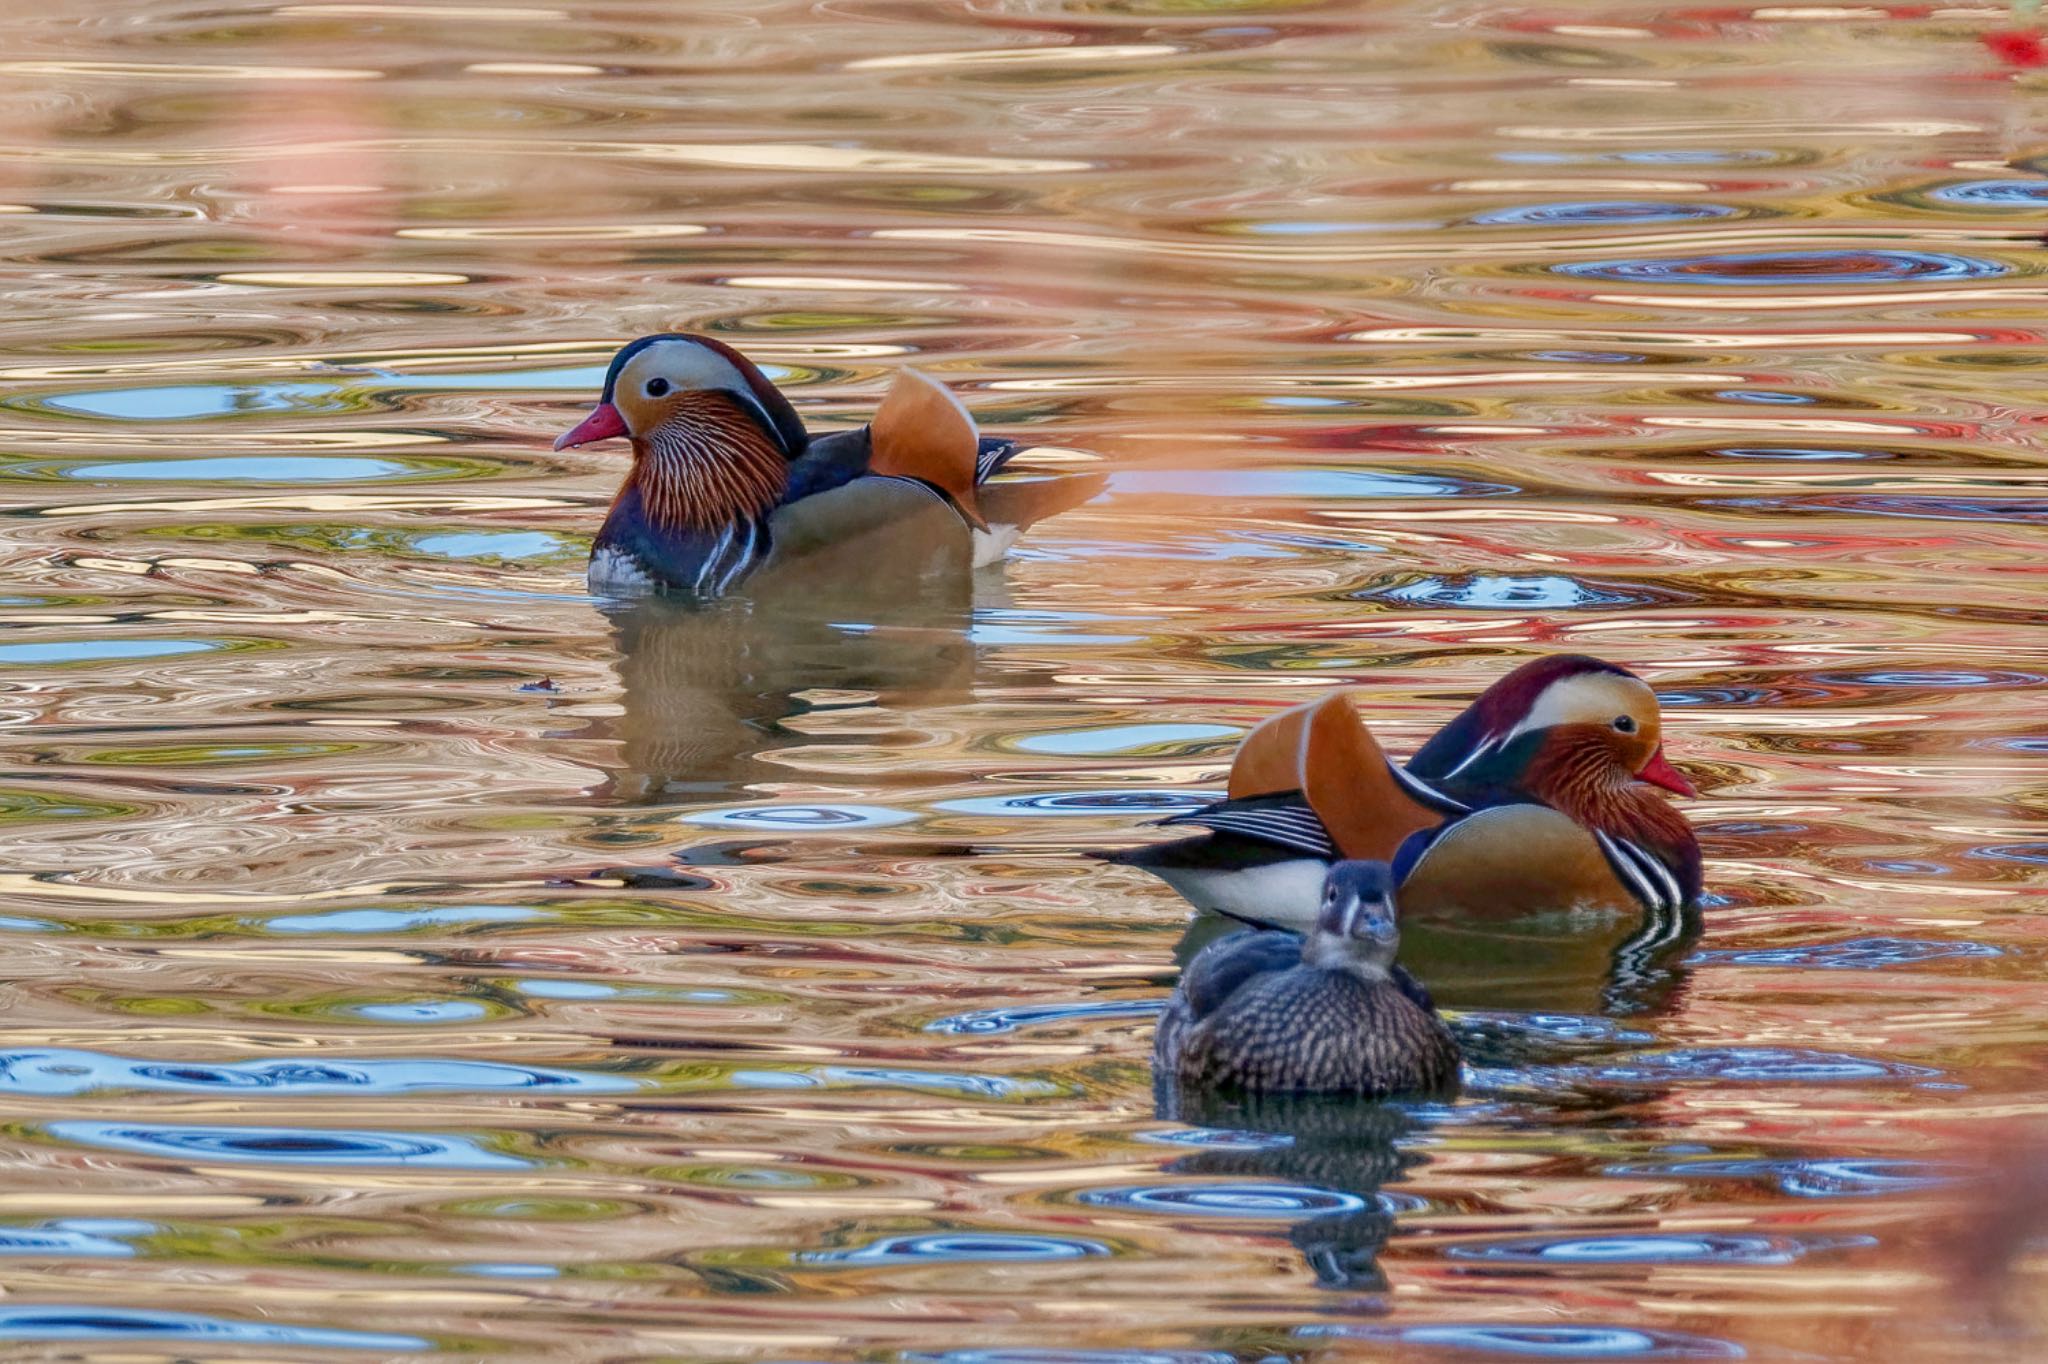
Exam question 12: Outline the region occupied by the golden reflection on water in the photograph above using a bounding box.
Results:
[0,0,2044,1359]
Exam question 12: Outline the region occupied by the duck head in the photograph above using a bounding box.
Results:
[1305,859,1401,975]
[1408,654,1695,802]
[557,334,809,531]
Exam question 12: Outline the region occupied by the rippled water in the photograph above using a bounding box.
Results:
[2,1,2046,1359]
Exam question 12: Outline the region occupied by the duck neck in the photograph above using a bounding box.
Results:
[621,394,791,535]
[1303,934,1395,981]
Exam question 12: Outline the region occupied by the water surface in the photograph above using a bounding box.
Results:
[0,2,2043,1360]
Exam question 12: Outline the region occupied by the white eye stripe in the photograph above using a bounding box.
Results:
[1500,673,1658,748]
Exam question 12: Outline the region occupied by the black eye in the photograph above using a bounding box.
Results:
[645,377,671,398]
[1613,715,1637,734]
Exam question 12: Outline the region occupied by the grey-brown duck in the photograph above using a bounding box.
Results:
[1156,860,1460,1099]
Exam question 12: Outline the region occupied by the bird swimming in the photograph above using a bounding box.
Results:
[555,333,1102,597]
[1101,654,1701,932]
[1156,860,1460,1098]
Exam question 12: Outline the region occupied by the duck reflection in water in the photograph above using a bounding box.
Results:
[594,575,982,804]
[1155,861,1457,1293]
[1161,1092,1431,1294]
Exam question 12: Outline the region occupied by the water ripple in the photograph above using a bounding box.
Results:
[1446,1231,1870,1266]
[907,1353,1235,1364]
[1919,179,2048,209]
[1554,249,2009,286]
[1585,1047,1940,1085]
[800,1232,1111,1266]
[1369,573,1672,610]
[1696,937,2002,969]
[0,1306,427,1350]
[926,999,1162,1036]
[1609,1157,1963,1197]
[933,790,1212,818]
[0,1048,633,1096]
[48,1120,531,1169]
[1077,1183,1375,1217]
[1471,201,1741,226]
[1299,1324,1744,1359]
[0,1220,148,1259]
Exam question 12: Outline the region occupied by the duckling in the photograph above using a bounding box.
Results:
[554,334,1103,597]
[1102,654,1701,932]
[1157,860,1460,1099]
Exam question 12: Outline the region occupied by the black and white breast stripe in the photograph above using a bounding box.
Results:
[1593,829,1684,914]
[693,518,768,596]
[1161,803,1336,859]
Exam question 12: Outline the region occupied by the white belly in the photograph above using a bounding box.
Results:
[970,523,1021,568]
[588,548,658,596]
[1144,858,1327,932]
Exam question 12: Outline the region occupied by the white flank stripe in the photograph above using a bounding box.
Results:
[1596,830,1665,912]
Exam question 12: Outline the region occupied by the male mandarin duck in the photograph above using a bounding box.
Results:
[555,334,1103,596]
[1101,654,1702,932]
[1157,860,1460,1098]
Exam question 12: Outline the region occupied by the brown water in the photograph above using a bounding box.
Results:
[1,1,2046,1359]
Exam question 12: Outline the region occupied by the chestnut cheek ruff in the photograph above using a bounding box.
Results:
[1521,728,1699,911]
[626,393,791,533]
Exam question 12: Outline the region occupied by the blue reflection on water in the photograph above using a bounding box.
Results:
[1371,574,1653,610]
[0,1220,149,1259]
[0,1305,427,1350]
[1816,668,2041,689]
[1011,724,1236,757]
[1715,390,1814,405]
[1077,1183,1373,1217]
[46,382,342,420]
[678,804,918,830]
[516,978,620,999]
[63,456,410,483]
[732,1067,1059,1100]
[1722,494,2045,525]
[801,1232,1110,1266]
[1695,937,2001,969]
[262,904,541,934]
[1470,201,1738,226]
[927,998,1163,1036]
[1708,446,1879,460]
[347,1000,491,1024]
[1585,1047,1940,1085]
[933,789,1212,817]
[0,1048,632,1096]
[1134,1127,1295,1151]
[1446,1232,1870,1265]
[1554,249,2008,286]
[413,531,567,561]
[1109,469,1514,500]
[1924,179,2048,207]
[49,1120,532,1169]
[907,1352,1235,1364]
[1607,1156,1961,1197]
[0,639,217,665]
[1299,1323,1744,1359]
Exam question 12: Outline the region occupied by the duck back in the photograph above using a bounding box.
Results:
[1164,962,1458,1099]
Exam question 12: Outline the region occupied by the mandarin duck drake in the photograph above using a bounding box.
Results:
[1157,860,1460,1099]
[1101,654,1701,933]
[555,334,1103,597]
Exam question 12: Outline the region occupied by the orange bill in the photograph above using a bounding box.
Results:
[869,369,985,528]
[1227,689,1445,860]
